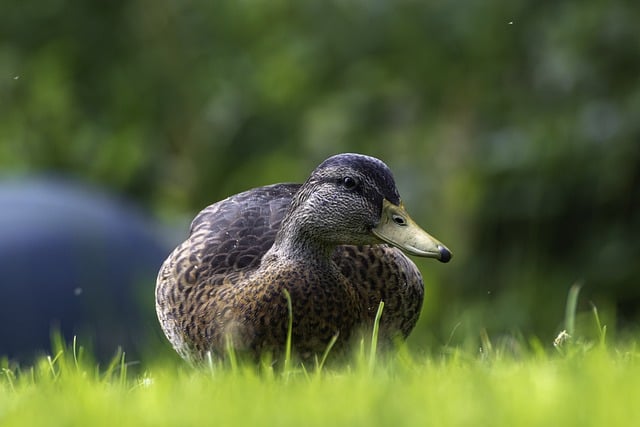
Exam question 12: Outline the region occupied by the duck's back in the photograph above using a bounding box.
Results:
[189,183,300,275]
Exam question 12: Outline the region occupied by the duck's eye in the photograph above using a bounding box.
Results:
[341,176,357,190]
[392,214,407,226]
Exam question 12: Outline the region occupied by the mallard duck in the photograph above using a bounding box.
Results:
[156,153,451,363]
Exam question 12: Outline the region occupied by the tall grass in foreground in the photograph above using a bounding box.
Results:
[2,290,640,427]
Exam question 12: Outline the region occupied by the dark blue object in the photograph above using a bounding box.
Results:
[0,177,173,362]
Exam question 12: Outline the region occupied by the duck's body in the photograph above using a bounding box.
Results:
[156,154,451,362]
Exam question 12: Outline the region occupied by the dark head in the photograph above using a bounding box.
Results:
[279,153,451,262]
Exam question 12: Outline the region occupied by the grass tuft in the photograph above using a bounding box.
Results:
[2,288,639,426]
[4,334,640,427]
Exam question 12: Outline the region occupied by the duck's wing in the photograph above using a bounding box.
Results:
[187,183,301,275]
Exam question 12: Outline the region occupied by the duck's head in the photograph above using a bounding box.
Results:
[283,153,451,263]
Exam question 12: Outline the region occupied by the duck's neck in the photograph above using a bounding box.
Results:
[265,214,335,265]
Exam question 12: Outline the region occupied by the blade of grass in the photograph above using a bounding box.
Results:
[282,288,293,378]
[316,331,339,374]
[368,301,384,373]
[103,348,124,382]
[565,282,582,336]
[119,352,127,387]
[47,351,63,380]
[479,328,493,360]
[206,351,216,376]
[2,368,15,392]
[72,336,79,370]
[224,335,238,373]
[591,302,607,346]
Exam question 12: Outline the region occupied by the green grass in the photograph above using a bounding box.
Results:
[2,294,640,426]
[2,339,640,427]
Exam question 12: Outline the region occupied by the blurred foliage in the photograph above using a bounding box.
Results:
[1,0,638,350]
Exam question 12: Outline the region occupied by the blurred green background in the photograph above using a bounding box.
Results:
[1,0,638,357]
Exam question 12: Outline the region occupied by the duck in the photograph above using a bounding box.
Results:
[155,153,451,363]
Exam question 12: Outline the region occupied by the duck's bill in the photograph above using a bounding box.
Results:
[372,199,452,263]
